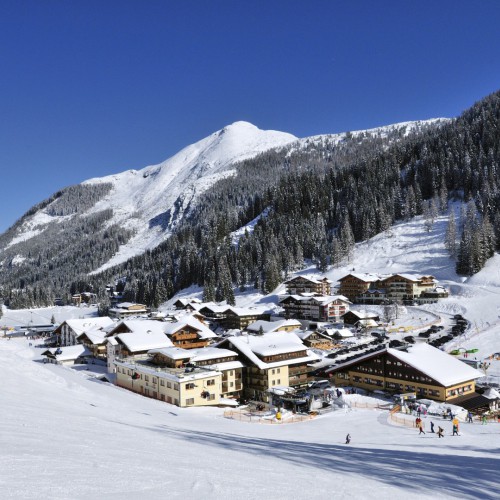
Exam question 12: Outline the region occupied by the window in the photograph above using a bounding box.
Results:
[160,394,165,401]
[186,398,194,405]
[207,379,215,386]
[277,368,280,374]
[277,379,281,384]
[145,375,149,382]
[229,381,234,387]
[229,371,233,376]
[208,394,215,400]
[186,383,195,390]
[160,380,165,387]
[167,381,172,389]
[153,377,157,384]
[272,369,275,375]
[174,383,179,390]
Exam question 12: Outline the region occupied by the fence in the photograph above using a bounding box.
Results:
[348,400,394,410]
[223,409,314,424]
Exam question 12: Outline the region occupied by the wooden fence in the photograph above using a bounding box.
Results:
[223,409,314,424]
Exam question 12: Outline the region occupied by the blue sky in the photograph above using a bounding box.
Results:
[1,1,499,232]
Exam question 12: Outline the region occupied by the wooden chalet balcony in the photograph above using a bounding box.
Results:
[173,340,208,349]
[289,365,310,376]
[289,374,308,385]
[173,332,198,341]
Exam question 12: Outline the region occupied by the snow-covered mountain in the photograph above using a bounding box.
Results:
[0,117,445,278]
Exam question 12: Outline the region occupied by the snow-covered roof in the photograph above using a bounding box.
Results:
[226,305,270,316]
[109,319,168,337]
[43,345,92,362]
[344,310,378,319]
[279,294,350,305]
[167,313,218,339]
[116,330,172,353]
[482,387,500,399]
[149,346,236,362]
[285,276,332,285]
[388,344,483,387]
[246,319,301,334]
[339,273,385,283]
[57,317,114,336]
[76,327,107,345]
[225,331,320,370]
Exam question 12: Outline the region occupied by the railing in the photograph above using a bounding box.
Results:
[348,400,394,410]
[223,409,314,424]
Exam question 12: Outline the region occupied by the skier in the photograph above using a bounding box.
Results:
[452,424,459,436]
[345,434,351,444]
[430,421,435,433]
[467,411,473,423]
[437,426,444,438]
[418,423,425,435]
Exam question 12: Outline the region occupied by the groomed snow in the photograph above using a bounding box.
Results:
[1,337,499,500]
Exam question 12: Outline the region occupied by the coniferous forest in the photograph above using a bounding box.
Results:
[1,90,499,309]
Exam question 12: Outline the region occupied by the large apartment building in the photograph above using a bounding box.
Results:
[338,273,447,304]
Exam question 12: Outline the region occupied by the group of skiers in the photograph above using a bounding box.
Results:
[417,416,462,437]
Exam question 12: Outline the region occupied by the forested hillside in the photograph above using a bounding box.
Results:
[1,91,499,309]
[104,91,499,308]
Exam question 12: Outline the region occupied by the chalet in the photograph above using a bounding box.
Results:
[326,343,482,402]
[108,302,148,319]
[105,323,173,372]
[163,315,218,349]
[42,345,92,366]
[71,292,98,306]
[220,306,271,330]
[148,346,243,399]
[55,317,114,346]
[198,304,230,321]
[341,310,380,326]
[279,294,350,322]
[337,273,385,302]
[284,276,332,296]
[172,298,202,311]
[338,273,448,304]
[293,330,335,350]
[246,319,302,335]
[379,274,437,301]
[221,332,320,402]
[76,327,109,358]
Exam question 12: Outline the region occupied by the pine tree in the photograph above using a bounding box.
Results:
[445,210,458,258]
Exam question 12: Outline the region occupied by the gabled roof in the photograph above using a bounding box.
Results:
[224,331,320,370]
[343,310,378,319]
[77,327,107,345]
[285,276,332,285]
[338,273,385,283]
[116,329,173,353]
[42,345,92,362]
[168,313,218,339]
[246,319,301,334]
[55,317,115,336]
[225,305,270,317]
[388,344,483,387]
[279,294,350,305]
[107,319,168,337]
